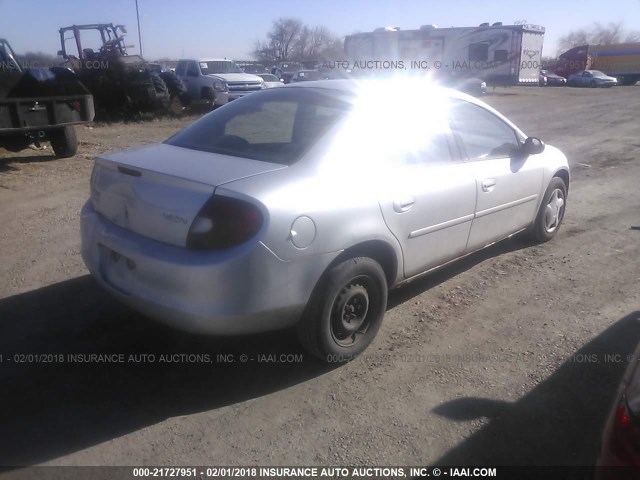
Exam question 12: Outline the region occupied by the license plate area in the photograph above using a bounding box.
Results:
[98,244,136,294]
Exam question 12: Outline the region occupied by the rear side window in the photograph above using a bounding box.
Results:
[186,62,199,76]
[469,43,489,62]
[494,49,508,62]
[449,100,519,160]
[166,88,351,165]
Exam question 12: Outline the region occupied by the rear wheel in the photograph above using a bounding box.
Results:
[297,257,388,362]
[160,71,188,114]
[528,177,567,243]
[150,73,171,112]
[50,126,78,158]
[590,80,597,87]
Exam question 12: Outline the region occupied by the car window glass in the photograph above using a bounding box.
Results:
[186,62,199,76]
[469,42,489,62]
[166,88,351,165]
[226,102,297,143]
[175,62,186,76]
[372,113,453,167]
[494,49,508,62]
[201,61,244,74]
[397,132,453,166]
[449,100,519,160]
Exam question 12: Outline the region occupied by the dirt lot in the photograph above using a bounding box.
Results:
[0,86,639,470]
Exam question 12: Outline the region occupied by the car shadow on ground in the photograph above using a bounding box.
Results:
[0,275,336,466]
[432,311,640,471]
[388,235,534,309]
[0,153,56,172]
[0,235,539,466]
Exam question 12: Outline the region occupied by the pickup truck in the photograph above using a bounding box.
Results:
[0,38,94,158]
[175,59,264,108]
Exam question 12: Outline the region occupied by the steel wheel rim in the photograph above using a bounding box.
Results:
[544,188,565,233]
[330,278,372,347]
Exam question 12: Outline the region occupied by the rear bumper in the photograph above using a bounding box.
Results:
[80,201,333,335]
[0,94,94,132]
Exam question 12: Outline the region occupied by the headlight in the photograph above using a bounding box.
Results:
[480,82,487,88]
[213,80,228,93]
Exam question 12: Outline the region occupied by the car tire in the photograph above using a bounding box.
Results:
[590,80,597,88]
[297,257,388,363]
[50,125,78,158]
[528,177,567,243]
[150,73,171,112]
[160,71,188,114]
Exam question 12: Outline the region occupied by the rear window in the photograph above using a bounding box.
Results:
[165,88,351,165]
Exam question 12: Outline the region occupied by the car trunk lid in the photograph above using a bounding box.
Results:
[91,143,284,247]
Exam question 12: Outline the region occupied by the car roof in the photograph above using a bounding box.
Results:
[284,78,522,129]
[284,78,452,93]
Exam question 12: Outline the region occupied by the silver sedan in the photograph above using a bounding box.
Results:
[81,79,570,361]
[567,70,618,87]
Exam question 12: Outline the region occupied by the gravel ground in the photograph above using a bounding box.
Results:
[0,86,639,471]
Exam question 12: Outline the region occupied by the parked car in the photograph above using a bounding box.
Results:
[596,342,640,476]
[255,73,284,88]
[539,70,567,86]
[238,63,269,74]
[80,79,570,362]
[175,59,265,108]
[271,62,303,83]
[290,70,329,83]
[567,70,617,87]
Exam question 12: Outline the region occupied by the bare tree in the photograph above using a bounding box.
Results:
[295,26,335,60]
[252,18,304,62]
[253,18,343,63]
[625,30,640,42]
[253,40,278,62]
[592,22,624,44]
[557,29,590,52]
[557,22,640,53]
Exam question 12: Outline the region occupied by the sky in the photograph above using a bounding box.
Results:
[1,0,640,60]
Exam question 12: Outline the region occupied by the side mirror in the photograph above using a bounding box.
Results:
[57,50,64,57]
[522,137,545,155]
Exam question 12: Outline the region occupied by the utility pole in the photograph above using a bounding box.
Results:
[135,0,143,56]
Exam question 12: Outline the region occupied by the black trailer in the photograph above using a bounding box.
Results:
[0,38,94,158]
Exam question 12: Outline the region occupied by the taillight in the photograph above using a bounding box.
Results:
[608,393,640,467]
[186,195,263,250]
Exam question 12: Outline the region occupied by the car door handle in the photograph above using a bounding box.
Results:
[393,196,416,213]
[481,179,496,192]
